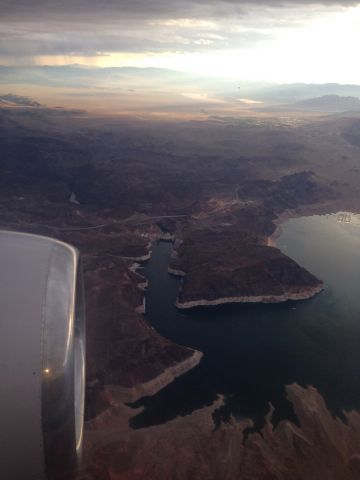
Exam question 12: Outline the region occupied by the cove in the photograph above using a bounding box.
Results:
[130,212,360,429]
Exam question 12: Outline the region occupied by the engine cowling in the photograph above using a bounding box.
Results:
[0,231,86,480]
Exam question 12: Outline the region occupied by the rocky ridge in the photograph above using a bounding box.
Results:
[74,383,360,480]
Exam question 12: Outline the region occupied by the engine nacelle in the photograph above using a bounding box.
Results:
[0,231,86,480]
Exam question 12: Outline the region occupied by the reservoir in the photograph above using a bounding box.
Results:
[131,212,360,429]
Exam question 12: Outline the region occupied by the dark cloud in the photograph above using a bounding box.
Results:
[1,0,359,22]
[0,0,359,61]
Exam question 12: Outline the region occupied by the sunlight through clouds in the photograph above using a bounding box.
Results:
[131,5,360,83]
[0,1,360,83]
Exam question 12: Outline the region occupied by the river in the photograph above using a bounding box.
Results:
[130,212,360,429]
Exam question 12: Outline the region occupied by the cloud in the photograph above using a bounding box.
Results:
[0,0,359,72]
[1,0,359,21]
[0,0,359,31]
[0,22,273,60]
[0,1,283,60]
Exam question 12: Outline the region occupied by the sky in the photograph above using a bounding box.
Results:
[0,0,360,87]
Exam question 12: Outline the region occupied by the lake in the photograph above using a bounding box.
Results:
[131,212,360,429]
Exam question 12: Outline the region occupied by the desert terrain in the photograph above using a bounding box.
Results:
[1,99,360,479]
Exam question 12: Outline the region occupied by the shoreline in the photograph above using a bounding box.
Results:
[105,349,203,403]
[168,266,186,276]
[109,205,349,406]
[112,236,204,404]
[267,201,360,247]
[173,204,342,310]
[129,261,150,315]
[176,284,324,309]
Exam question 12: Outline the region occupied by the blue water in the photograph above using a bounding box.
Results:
[130,213,360,429]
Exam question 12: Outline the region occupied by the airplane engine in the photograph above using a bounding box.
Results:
[0,231,86,480]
